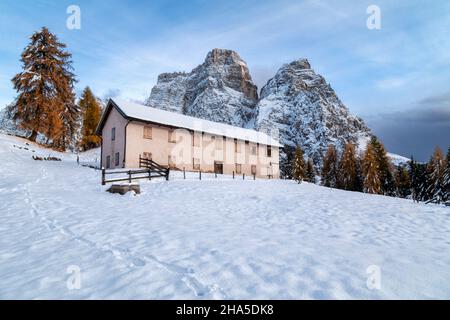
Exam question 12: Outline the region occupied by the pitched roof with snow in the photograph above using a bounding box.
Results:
[97,98,282,147]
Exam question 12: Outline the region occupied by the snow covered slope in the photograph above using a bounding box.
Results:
[1,134,449,299]
[388,152,410,166]
[256,59,372,165]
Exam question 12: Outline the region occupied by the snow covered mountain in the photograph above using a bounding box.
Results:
[146,50,373,167]
[145,49,258,127]
[255,59,372,165]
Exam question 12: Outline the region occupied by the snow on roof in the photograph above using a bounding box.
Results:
[110,98,282,147]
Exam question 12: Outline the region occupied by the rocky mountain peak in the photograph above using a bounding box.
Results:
[204,48,244,65]
[194,48,258,101]
[256,59,371,166]
[145,50,372,170]
[260,58,328,98]
[146,49,258,127]
[289,58,311,70]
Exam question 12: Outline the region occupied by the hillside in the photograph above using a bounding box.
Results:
[0,133,449,299]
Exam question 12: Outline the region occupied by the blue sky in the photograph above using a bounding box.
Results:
[0,0,449,160]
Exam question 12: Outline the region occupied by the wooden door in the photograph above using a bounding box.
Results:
[214,162,223,174]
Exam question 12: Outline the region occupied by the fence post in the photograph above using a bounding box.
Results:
[215,172,217,179]
[148,169,151,180]
[253,173,256,180]
[243,173,245,180]
[199,170,202,180]
[101,167,105,185]
[183,167,186,179]
[166,169,170,181]
[233,171,235,179]
[128,170,132,183]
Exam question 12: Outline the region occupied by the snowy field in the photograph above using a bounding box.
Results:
[0,133,449,299]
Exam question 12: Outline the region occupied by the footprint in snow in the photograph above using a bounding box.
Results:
[131,258,146,267]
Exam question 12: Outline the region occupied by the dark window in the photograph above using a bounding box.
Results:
[267,145,272,157]
[106,156,111,169]
[251,165,257,175]
[111,127,115,141]
[235,164,242,174]
[115,152,120,166]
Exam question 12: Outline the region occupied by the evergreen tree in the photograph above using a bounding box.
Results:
[444,148,450,203]
[305,158,316,183]
[321,145,338,188]
[416,162,429,202]
[79,87,102,151]
[292,146,306,184]
[10,27,79,150]
[395,165,411,198]
[338,142,358,191]
[408,157,420,202]
[362,143,381,194]
[56,100,80,151]
[281,145,295,179]
[370,136,395,196]
[355,156,364,192]
[426,147,445,204]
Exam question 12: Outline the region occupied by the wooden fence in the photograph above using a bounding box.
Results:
[101,157,170,185]
[139,156,170,180]
[181,167,257,180]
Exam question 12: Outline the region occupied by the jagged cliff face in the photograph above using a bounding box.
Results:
[255,59,371,165]
[146,72,189,114]
[146,49,258,127]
